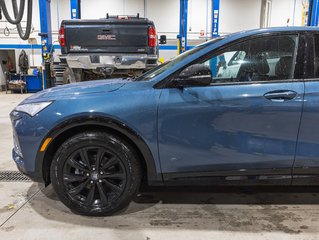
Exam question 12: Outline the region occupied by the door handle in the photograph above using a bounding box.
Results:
[264,90,297,102]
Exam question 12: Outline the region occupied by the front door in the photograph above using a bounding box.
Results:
[158,34,304,184]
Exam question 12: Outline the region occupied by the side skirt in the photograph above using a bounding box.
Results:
[163,171,293,186]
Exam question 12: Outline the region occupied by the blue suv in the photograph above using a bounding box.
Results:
[10,27,319,216]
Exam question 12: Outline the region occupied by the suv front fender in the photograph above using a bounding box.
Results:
[35,115,163,186]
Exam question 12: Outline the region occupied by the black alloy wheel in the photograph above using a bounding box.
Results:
[50,131,142,216]
[63,146,126,208]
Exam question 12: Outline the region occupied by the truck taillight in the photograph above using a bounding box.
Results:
[58,26,65,47]
[148,26,157,47]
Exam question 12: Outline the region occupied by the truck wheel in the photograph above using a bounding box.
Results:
[50,131,142,216]
[63,68,75,84]
[63,68,83,84]
[73,69,83,82]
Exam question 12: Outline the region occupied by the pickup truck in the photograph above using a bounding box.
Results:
[58,14,159,83]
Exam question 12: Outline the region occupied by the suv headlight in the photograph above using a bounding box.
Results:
[14,101,53,117]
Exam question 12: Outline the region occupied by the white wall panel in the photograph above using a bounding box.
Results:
[123,0,144,16]
[0,0,308,42]
[270,0,303,27]
[219,0,262,34]
[188,0,212,37]
[147,0,179,37]
[81,0,144,19]
[0,0,309,66]
[51,0,71,32]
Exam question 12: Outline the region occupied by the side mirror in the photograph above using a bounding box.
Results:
[173,64,212,87]
[159,35,167,44]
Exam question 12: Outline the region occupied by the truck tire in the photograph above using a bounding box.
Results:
[73,69,83,82]
[63,68,83,84]
[63,67,75,84]
[50,131,142,216]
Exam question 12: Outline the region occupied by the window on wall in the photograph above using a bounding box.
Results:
[199,35,297,84]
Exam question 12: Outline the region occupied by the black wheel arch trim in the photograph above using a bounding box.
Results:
[34,114,163,186]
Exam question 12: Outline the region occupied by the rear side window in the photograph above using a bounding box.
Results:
[199,35,298,84]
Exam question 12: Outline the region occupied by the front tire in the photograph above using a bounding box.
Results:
[50,131,142,216]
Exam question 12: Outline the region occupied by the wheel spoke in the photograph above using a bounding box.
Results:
[63,173,88,182]
[68,179,90,196]
[100,173,125,180]
[85,184,96,206]
[80,148,91,170]
[95,149,105,171]
[102,179,122,195]
[101,156,118,171]
[67,158,90,173]
[97,182,108,204]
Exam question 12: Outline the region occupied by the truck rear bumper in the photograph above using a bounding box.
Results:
[60,53,158,70]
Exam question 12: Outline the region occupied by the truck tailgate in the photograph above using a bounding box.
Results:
[65,21,149,53]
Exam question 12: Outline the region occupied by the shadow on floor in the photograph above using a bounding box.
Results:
[135,185,319,205]
[25,183,319,234]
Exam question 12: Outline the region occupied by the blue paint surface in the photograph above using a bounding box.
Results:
[10,27,319,184]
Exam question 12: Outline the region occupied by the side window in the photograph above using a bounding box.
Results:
[202,35,298,84]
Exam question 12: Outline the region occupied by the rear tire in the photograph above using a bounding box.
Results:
[63,67,74,84]
[50,131,142,216]
[63,68,83,84]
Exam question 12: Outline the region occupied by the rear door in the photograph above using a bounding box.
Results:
[158,33,305,184]
[293,32,319,184]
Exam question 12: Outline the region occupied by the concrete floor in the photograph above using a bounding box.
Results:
[1,91,319,240]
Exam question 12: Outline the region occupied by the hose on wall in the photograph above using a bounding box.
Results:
[0,0,32,40]
[0,0,25,24]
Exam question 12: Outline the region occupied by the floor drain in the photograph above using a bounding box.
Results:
[0,171,31,182]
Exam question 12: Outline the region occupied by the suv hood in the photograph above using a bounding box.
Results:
[26,78,130,101]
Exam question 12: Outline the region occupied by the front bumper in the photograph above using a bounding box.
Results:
[10,111,47,183]
[60,53,158,70]
[12,148,43,182]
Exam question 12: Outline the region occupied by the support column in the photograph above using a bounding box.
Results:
[178,0,188,54]
[212,0,220,37]
[70,0,81,19]
[308,0,319,26]
[38,0,53,89]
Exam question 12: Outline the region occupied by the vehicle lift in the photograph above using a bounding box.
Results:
[308,0,319,26]
[178,0,220,54]
[38,0,81,89]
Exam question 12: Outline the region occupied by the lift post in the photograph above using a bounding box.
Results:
[38,0,53,89]
[177,0,188,54]
[70,0,81,19]
[212,0,220,37]
[308,0,319,26]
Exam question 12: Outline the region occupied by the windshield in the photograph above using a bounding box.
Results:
[135,36,226,81]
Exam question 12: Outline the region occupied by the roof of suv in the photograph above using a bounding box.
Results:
[202,27,319,48]
[230,26,319,37]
